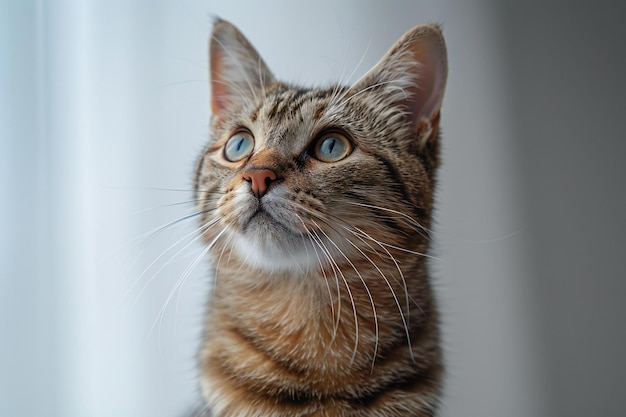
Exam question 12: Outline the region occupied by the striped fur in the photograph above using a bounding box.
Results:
[193,19,447,417]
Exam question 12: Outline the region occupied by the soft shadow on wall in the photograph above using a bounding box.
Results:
[497,2,626,417]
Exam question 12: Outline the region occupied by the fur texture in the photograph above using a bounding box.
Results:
[193,19,447,417]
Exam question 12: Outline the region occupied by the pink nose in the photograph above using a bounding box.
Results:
[243,168,277,198]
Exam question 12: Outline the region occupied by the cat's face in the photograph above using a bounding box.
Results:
[194,20,447,275]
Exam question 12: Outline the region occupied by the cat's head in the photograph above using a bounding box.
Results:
[194,19,447,275]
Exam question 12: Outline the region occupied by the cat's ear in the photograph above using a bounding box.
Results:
[209,19,276,118]
[350,24,447,136]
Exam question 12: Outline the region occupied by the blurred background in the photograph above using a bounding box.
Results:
[2,1,625,416]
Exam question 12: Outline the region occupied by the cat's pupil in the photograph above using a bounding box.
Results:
[326,138,336,153]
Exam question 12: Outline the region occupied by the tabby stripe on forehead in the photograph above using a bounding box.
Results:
[289,89,332,119]
[284,90,317,118]
[266,89,326,123]
[266,91,294,121]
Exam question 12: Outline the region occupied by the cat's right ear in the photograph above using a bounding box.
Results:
[348,24,447,144]
[209,19,275,118]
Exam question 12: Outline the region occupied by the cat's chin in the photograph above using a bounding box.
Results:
[231,213,319,273]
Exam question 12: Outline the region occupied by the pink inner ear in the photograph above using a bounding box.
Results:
[404,38,447,125]
[208,20,276,120]
[210,50,229,116]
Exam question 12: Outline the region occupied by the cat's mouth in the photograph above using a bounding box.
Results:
[243,205,299,236]
[233,207,318,272]
[244,208,273,228]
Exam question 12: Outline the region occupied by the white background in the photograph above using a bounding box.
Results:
[2,1,625,416]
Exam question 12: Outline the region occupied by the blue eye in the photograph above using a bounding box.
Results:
[313,133,352,163]
[224,132,254,162]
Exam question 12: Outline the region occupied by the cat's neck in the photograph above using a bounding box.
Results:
[199,257,441,416]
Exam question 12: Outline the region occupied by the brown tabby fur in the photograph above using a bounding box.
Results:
[193,19,447,417]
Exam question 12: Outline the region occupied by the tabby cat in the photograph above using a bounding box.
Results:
[192,18,447,417]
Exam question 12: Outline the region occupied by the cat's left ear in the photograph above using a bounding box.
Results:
[350,24,447,140]
[209,19,276,118]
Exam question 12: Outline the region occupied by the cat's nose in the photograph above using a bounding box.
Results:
[242,168,278,198]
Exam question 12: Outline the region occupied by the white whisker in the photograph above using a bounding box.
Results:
[346,201,432,239]
[346,226,425,320]
[311,220,378,367]
[342,233,415,363]
[213,230,235,291]
[307,228,342,347]
[295,214,340,345]
[106,208,212,275]
[309,225,356,362]
[130,218,219,307]
[149,227,228,345]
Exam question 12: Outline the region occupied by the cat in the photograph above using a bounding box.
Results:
[191,18,447,417]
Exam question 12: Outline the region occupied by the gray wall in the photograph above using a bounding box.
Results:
[498,3,626,416]
[1,1,624,416]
